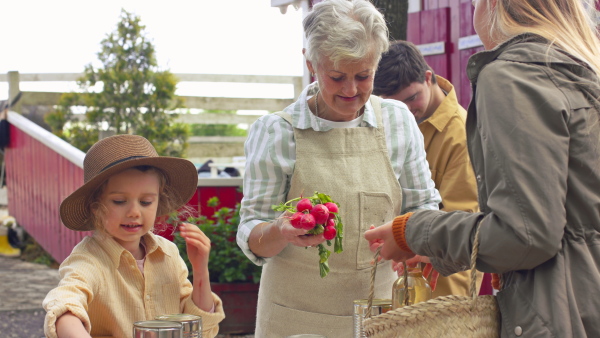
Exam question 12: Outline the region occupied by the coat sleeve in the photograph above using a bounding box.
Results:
[406,60,570,275]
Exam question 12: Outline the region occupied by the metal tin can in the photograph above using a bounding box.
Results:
[133,320,183,338]
[155,314,202,338]
[353,299,393,338]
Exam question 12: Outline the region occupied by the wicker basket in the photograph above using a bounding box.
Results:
[363,219,500,338]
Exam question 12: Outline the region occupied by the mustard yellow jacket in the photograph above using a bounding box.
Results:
[419,76,481,298]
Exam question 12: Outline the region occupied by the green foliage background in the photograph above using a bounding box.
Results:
[45,9,189,156]
[188,109,247,137]
[174,197,261,284]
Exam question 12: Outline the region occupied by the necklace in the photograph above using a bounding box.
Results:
[313,90,323,130]
[314,90,321,119]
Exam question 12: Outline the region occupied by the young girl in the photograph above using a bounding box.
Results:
[43,134,225,338]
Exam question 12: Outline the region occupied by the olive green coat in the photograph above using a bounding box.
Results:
[406,34,600,337]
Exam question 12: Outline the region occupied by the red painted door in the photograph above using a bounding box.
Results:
[406,7,451,80]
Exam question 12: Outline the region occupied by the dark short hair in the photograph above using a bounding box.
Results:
[373,40,436,97]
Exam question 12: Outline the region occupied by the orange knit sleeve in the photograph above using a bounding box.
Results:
[392,212,414,254]
[491,273,501,290]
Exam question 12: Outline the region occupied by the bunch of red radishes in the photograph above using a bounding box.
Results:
[289,199,338,238]
[272,191,343,278]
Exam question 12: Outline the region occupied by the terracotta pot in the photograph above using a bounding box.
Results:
[211,282,259,334]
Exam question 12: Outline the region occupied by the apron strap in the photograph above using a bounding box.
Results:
[274,111,292,124]
[369,95,383,128]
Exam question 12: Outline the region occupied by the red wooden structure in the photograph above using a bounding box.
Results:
[6,113,90,263]
[406,0,486,109]
[406,0,487,295]
[5,112,242,263]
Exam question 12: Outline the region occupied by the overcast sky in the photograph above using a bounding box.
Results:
[0,0,306,100]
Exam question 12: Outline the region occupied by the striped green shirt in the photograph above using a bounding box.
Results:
[237,82,441,265]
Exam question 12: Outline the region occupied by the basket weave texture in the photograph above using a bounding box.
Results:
[363,218,500,338]
[363,294,499,337]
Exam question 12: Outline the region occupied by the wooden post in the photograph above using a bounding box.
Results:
[293,76,304,100]
[7,71,21,113]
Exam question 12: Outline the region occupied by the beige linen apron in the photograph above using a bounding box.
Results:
[255,96,402,337]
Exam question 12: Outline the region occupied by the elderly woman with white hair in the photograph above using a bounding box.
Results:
[236,0,440,336]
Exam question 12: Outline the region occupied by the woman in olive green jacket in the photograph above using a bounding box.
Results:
[366,0,600,336]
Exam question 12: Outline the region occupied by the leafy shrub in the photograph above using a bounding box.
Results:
[174,197,261,284]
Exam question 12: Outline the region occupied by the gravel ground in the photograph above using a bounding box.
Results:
[0,246,59,337]
[0,309,46,338]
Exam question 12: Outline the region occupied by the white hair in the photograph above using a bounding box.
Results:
[303,0,390,67]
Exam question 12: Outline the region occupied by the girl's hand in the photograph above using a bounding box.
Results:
[179,223,216,312]
[277,211,326,248]
[364,221,416,262]
[178,223,211,272]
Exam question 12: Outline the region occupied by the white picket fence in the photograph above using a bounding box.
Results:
[1,71,306,169]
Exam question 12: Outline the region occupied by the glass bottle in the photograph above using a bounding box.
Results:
[391,264,432,309]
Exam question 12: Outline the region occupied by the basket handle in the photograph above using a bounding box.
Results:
[366,216,486,317]
[365,245,381,319]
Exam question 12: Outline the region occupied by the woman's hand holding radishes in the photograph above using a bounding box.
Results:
[272,191,343,278]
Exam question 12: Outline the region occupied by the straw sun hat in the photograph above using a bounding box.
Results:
[60,134,198,231]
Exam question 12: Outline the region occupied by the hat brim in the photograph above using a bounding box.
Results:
[60,157,198,231]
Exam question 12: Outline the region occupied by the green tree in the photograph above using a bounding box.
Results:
[372,0,409,41]
[188,109,248,137]
[45,9,189,156]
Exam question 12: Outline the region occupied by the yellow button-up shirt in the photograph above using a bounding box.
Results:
[43,232,225,338]
[419,76,481,297]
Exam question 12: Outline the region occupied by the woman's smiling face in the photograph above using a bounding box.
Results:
[308,54,378,122]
